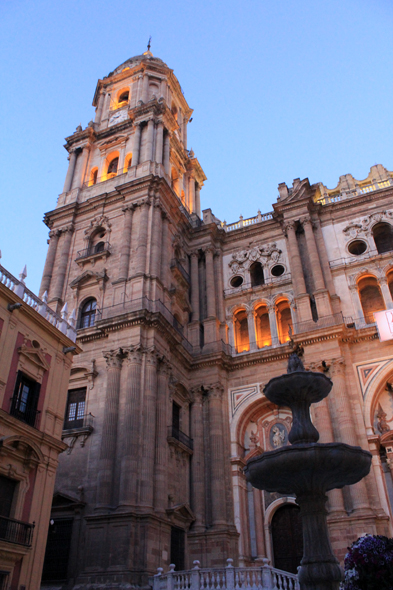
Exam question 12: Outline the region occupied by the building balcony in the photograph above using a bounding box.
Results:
[167,426,193,452]
[75,242,111,265]
[170,258,190,284]
[0,516,34,547]
[62,413,94,454]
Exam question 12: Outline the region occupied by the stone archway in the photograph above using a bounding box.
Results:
[271,503,303,573]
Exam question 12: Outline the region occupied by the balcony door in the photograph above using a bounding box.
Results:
[0,475,17,518]
[170,526,185,571]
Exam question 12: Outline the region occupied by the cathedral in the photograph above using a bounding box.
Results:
[39,50,393,589]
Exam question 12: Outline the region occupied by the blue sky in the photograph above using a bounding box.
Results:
[1,0,392,294]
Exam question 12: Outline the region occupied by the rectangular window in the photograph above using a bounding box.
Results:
[64,388,86,429]
[172,402,180,433]
[0,572,10,590]
[0,475,17,518]
[10,371,40,427]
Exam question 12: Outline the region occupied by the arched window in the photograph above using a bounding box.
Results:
[250,262,264,287]
[79,299,97,329]
[276,300,292,344]
[255,305,271,348]
[271,504,303,573]
[358,276,385,324]
[107,157,118,176]
[118,90,129,105]
[234,309,250,353]
[373,222,393,254]
[94,242,105,253]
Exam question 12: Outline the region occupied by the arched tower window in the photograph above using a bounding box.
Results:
[79,299,97,329]
[107,157,118,176]
[234,309,250,353]
[250,262,264,287]
[358,276,385,324]
[118,90,129,105]
[373,223,393,254]
[255,305,271,348]
[276,299,292,344]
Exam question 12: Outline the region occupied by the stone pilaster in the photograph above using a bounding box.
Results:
[151,199,163,279]
[163,132,170,175]
[267,301,279,346]
[118,346,142,508]
[160,214,170,288]
[190,387,206,531]
[349,284,365,324]
[378,277,393,309]
[154,358,170,513]
[313,218,342,315]
[195,185,201,217]
[252,487,266,557]
[145,119,155,162]
[155,121,164,164]
[135,199,150,275]
[328,358,370,514]
[139,348,158,508]
[283,220,312,322]
[63,150,78,193]
[71,145,90,190]
[190,252,200,322]
[205,247,216,318]
[247,310,257,351]
[94,91,105,124]
[97,349,123,509]
[118,205,134,281]
[131,123,142,167]
[208,383,227,528]
[142,72,149,103]
[302,216,333,317]
[51,225,74,304]
[188,176,195,212]
[39,229,60,297]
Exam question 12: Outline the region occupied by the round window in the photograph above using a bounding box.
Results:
[271,264,285,277]
[230,275,244,288]
[348,240,367,256]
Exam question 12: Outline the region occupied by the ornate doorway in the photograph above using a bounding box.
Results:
[271,504,303,573]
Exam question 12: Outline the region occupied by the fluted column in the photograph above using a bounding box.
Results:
[95,91,105,124]
[142,72,149,102]
[63,150,78,193]
[155,121,164,164]
[267,302,279,345]
[188,176,195,212]
[378,277,393,309]
[205,247,216,318]
[191,253,200,322]
[52,226,74,302]
[208,384,227,528]
[140,349,158,508]
[252,488,266,557]
[131,123,142,167]
[195,185,201,217]
[302,216,326,291]
[163,132,170,175]
[283,221,307,296]
[118,346,142,507]
[39,229,60,297]
[135,199,150,275]
[118,205,134,281]
[151,200,163,278]
[145,119,154,162]
[71,145,89,190]
[247,311,257,351]
[160,215,170,287]
[328,358,370,513]
[190,387,206,531]
[154,359,170,513]
[97,349,123,508]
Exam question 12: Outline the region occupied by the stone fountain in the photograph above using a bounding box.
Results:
[244,353,372,590]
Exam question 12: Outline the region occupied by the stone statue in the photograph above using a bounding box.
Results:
[272,425,285,448]
[287,352,305,373]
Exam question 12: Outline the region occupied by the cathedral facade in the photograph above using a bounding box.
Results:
[39,51,393,589]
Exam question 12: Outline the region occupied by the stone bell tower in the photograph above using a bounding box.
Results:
[40,50,238,590]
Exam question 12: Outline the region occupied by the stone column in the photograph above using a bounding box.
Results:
[97,349,123,508]
[195,185,201,217]
[267,301,279,346]
[145,119,155,162]
[190,387,206,531]
[39,229,60,297]
[118,205,134,281]
[283,221,307,296]
[328,359,370,513]
[378,277,393,309]
[154,359,170,513]
[163,132,170,175]
[188,176,195,212]
[51,226,74,303]
[63,150,78,193]
[71,145,89,190]
[160,214,170,287]
[205,247,217,318]
[135,199,150,275]
[94,91,105,124]
[183,115,188,147]
[142,72,149,103]
[118,346,142,508]
[131,123,142,167]
[247,310,257,351]
[160,78,166,100]
[155,121,164,164]
[139,349,158,508]
[208,384,227,528]
[302,217,326,291]
[136,74,143,103]
[190,252,200,321]
[349,284,365,324]
[151,200,163,278]
[252,488,266,557]
[214,251,225,324]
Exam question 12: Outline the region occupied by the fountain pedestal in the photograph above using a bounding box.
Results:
[244,354,372,590]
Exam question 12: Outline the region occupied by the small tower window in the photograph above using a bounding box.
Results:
[250,262,264,287]
[372,223,393,254]
[118,91,129,104]
[79,299,97,329]
[107,157,118,175]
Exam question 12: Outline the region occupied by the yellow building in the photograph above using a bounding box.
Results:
[0,264,79,590]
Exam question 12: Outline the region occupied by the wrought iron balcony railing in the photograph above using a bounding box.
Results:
[168,426,193,450]
[76,242,111,260]
[0,515,34,547]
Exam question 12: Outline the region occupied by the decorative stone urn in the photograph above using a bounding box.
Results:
[244,353,372,590]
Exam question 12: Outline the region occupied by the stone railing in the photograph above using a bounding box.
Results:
[316,178,393,206]
[152,560,299,590]
[0,264,77,342]
[222,211,274,232]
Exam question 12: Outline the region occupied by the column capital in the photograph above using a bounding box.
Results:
[124,345,143,365]
[49,229,61,238]
[266,300,276,312]
[282,220,296,235]
[144,346,159,367]
[329,357,346,376]
[190,385,204,403]
[204,245,214,255]
[158,355,171,375]
[300,215,312,227]
[378,277,388,286]
[103,348,123,370]
[122,203,136,214]
[207,382,224,400]
[60,224,75,235]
